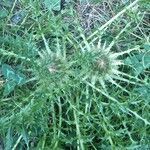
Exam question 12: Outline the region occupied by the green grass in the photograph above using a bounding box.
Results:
[0,0,150,149]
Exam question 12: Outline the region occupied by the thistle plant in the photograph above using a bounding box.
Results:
[35,47,72,95]
[0,0,150,149]
[68,24,143,94]
[78,40,138,90]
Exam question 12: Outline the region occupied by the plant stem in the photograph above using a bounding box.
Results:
[51,101,57,147]
[12,135,22,150]
[53,97,62,148]
[73,109,84,150]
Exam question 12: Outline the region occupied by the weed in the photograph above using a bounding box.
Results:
[0,0,150,149]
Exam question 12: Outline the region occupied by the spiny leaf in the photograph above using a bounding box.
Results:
[144,44,150,51]
[124,51,150,76]
[2,64,26,85]
[5,127,13,150]
[1,64,26,95]
[44,0,61,11]
[3,80,16,96]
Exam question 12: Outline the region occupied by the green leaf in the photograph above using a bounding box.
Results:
[2,64,26,85]
[134,85,150,103]
[2,64,16,80]
[21,127,29,149]
[5,127,13,150]
[1,64,27,95]
[144,43,150,51]
[0,9,8,18]
[124,51,150,76]
[44,0,61,11]
[3,80,16,96]
[0,0,14,8]
[142,51,150,68]
[14,73,26,85]
[36,134,46,149]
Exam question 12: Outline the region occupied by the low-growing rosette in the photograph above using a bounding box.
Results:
[75,34,143,93]
[35,48,74,95]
